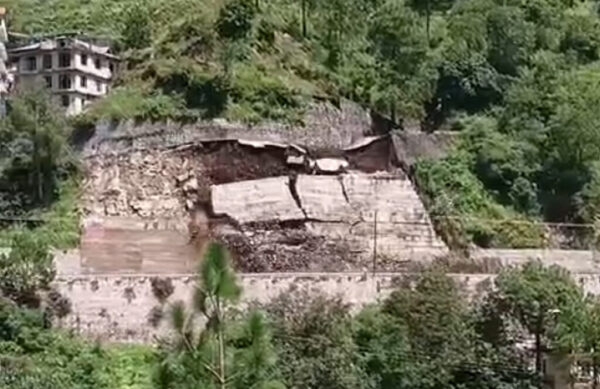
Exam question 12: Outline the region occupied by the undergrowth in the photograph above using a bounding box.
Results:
[415,152,545,250]
[0,178,81,250]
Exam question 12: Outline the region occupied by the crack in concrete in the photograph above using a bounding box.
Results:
[289,175,354,224]
[349,220,362,234]
[338,176,351,205]
[288,174,308,219]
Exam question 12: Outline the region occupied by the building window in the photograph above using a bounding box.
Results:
[58,75,71,90]
[80,76,87,88]
[44,76,52,89]
[81,54,88,66]
[25,56,37,71]
[59,53,71,68]
[94,58,101,69]
[43,54,52,70]
[109,63,114,73]
[96,82,102,93]
[61,95,70,107]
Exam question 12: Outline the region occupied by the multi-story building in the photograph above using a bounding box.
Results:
[0,8,13,117]
[8,36,118,115]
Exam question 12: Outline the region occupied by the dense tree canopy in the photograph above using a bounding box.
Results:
[0,88,71,213]
[5,0,600,246]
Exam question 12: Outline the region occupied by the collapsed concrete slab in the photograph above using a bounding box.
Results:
[210,173,448,266]
[299,173,448,262]
[341,174,431,223]
[295,175,356,222]
[211,177,305,224]
[82,140,450,273]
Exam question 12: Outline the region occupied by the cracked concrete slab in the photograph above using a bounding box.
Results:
[211,177,305,224]
[341,174,430,223]
[295,175,358,222]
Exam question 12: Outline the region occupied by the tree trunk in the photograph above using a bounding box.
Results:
[593,357,598,389]
[217,299,226,389]
[535,331,542,374]
[301,0,307,37]
[34,106,43,204]
[426,0,431,47]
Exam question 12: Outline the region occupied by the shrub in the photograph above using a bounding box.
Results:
[150,277,174,303]
[147,306,164,328]
[415,153,544,249]
[0,230,54,308]
[217,0,257,41]
[45,289,72,320]
[228,64,306,123]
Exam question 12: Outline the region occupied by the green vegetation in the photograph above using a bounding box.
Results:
[3,241,600,388]
[0,87,74,213]
[3,0,600,386]
[4,0,600,246]
[0,86,80,250]
[0,300,155,389]
[0,230,54,308]
[155,242,283,389]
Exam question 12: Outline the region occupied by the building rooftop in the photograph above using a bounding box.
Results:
[9,37,119,60]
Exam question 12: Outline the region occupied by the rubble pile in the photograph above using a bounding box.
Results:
[81,137,447,273]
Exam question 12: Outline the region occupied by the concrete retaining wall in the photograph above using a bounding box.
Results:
[53,271,600,343]
[471,249,600,274]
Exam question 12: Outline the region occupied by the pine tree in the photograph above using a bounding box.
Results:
[158,242,283,389]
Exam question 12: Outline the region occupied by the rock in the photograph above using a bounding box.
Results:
[105,202,119,216]
[287,155,305,166]
[161,198,181,213]
[315,158,349,173]
[183,177,198,192]
[130,200,153,217]
[104,187,121,196]
[176,172,190,183]
[186,199,195,210]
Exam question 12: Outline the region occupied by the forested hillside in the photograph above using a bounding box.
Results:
[4,0,600,247]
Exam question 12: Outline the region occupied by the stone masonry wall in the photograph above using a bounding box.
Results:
[84,99,373,156]
[53,271,600,343]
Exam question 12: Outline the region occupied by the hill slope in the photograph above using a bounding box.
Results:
[4,0,600,248]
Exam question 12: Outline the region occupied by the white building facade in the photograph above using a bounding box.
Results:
[9,37,118,115]
[0,8,13,116]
